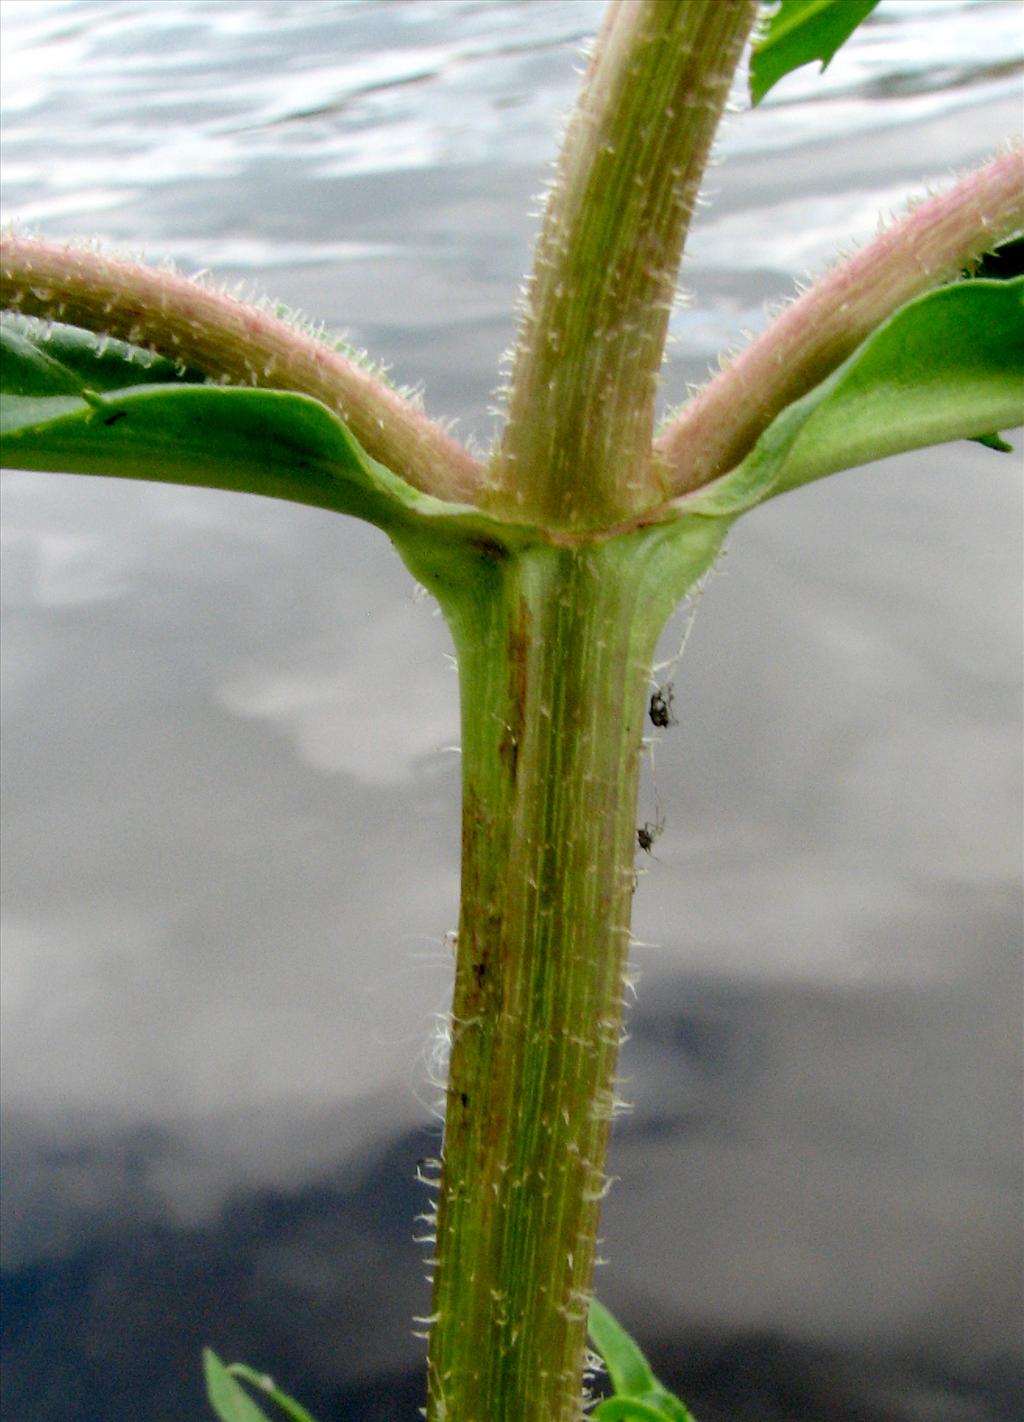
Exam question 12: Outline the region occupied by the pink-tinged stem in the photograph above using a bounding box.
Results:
[0,233,482,504]
[658,147,1024,495]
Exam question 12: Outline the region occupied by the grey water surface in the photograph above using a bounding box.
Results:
[1,2,1022,1419]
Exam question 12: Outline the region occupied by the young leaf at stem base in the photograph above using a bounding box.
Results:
[588,1298,698,1422]
[203,1350,275,1422]
[203,1350,321,1422]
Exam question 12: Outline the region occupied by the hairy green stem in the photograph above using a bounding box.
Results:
[405,518,728,1422]
[658,146,1024,494]
[489,0,757,530]
[0,232,481,503]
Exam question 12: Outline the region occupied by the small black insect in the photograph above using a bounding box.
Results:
[649,684,676,728]
[636,815,664,854]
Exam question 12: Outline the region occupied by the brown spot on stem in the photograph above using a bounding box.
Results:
[499,600,530,787]
[467,537,508,564]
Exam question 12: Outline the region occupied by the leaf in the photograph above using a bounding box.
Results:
[588,1299,698,1422]
[1,315,206,396]
[974,431,1014,453]
[750,0,880,105]
[593,1399,676,1422]
[0,313,418,527]
[588,1298,658,1398]
[204,1350,275,1422]
[679,278,1024,519]
[0,314,528,572]
[227,1364,321,1422]
[594,1394,698,1422]
[0,312,564,639]
[962,239,1023,451]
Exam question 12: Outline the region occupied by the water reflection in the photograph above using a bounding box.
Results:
[1,1,1021,1418]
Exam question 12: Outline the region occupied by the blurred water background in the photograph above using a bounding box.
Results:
[1,2,1022,1419]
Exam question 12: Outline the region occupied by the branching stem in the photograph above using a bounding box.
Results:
[1,12,1019,1422]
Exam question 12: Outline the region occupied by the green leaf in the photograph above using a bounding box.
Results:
[750,0,880,105]
[1,315,206,396]
[593,1399,677,1422]
[203,1352,319,1422]
[0,313,421,528]
[680,278,1024,518]
[974,431,1014,453]
[204,1350,275,1422]
[226,1364,320,1422]
[588,1299,698,1422]
[961,239,1024,451]
[594,1394,698,1422]
[588,1298,658,1398]
[0,314,532,580]
[0,314,569,640]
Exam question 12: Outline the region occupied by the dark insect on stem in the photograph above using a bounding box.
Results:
[636,815,664,854]
[649,684,676,728]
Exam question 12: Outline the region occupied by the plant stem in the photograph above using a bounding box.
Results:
[402,9,752,1414]
[0,233,481,503]
[409,519,728,1422]
[489,0,757,531]
[658,147,1024,494]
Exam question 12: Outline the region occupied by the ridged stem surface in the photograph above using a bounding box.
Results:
[412,518,728,1422]
[489,0,757,529]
